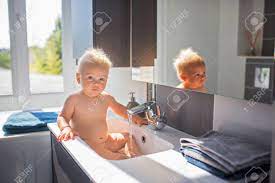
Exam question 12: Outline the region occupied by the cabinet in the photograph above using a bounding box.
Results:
[51,133,92,183]
[70,0,156,67]
[262,0,275,56]
[238,0,275,57]
[93,0,130,67]
[131,0,157,67]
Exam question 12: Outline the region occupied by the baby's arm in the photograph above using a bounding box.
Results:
[108,95,148,126]
[57,95,79,141]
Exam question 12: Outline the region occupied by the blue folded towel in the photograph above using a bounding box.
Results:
[180,131,271,172]
[30,112,58,123]
[180,131,271,180]
[2,111,58,135]
[180,147,270,180]
[182,147,231,174]
[184,154,270,180]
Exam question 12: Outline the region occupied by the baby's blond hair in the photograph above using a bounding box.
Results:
[78,48,112,73]
[173,48,205,77]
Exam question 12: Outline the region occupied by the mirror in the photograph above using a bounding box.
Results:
[131,0,275,104]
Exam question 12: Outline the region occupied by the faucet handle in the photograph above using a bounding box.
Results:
[147,104,167,130]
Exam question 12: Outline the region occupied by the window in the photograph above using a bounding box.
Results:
[0,0,76,111]
[26,0,64,94]
[0,0,12,95]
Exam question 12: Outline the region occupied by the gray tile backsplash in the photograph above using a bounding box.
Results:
[156,84,214,137]
[155,84,274,144]
[213,95,274,147]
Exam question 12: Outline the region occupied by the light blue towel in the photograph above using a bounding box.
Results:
[2,111,58,135]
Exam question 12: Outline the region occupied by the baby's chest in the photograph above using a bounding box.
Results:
[74,99,109,117]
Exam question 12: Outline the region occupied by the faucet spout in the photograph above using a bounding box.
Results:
[127,101,156,115]
[127,101,167,130]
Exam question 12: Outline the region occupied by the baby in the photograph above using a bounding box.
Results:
[57,48,147,160]
[173,48,207,92]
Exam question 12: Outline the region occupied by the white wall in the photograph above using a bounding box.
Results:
[106,67,147,105]
[157,0,220,93]
[217,0,246,99]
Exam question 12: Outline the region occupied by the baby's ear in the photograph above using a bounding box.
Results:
[179,73,186,81]
[76,73,80,84]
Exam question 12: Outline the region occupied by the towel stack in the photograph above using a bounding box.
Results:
[180,131,271,180]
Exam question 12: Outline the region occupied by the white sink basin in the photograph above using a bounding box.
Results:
[107,119,174,156]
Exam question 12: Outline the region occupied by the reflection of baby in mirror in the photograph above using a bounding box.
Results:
[173,48,207,93]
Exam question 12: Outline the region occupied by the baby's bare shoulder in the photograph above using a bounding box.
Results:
[65,92,81,104]
[60,92,81,115]
[101,91,115,103]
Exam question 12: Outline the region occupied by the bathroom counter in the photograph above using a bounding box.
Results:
[48,119,243,183]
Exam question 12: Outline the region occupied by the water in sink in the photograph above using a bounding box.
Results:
[127,113,134,149]
[107,118,174,156]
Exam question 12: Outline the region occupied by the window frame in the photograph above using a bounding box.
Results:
[0,0,77,111]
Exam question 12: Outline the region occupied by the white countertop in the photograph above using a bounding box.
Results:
[48,117,242,183]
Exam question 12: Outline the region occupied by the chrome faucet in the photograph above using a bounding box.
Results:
[127,101,167,130]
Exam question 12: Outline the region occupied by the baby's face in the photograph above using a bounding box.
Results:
[77,65,109,97]
[183,66,206,89]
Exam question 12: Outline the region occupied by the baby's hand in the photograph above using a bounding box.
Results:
[134,117,148,126]
[57,126,79,141]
